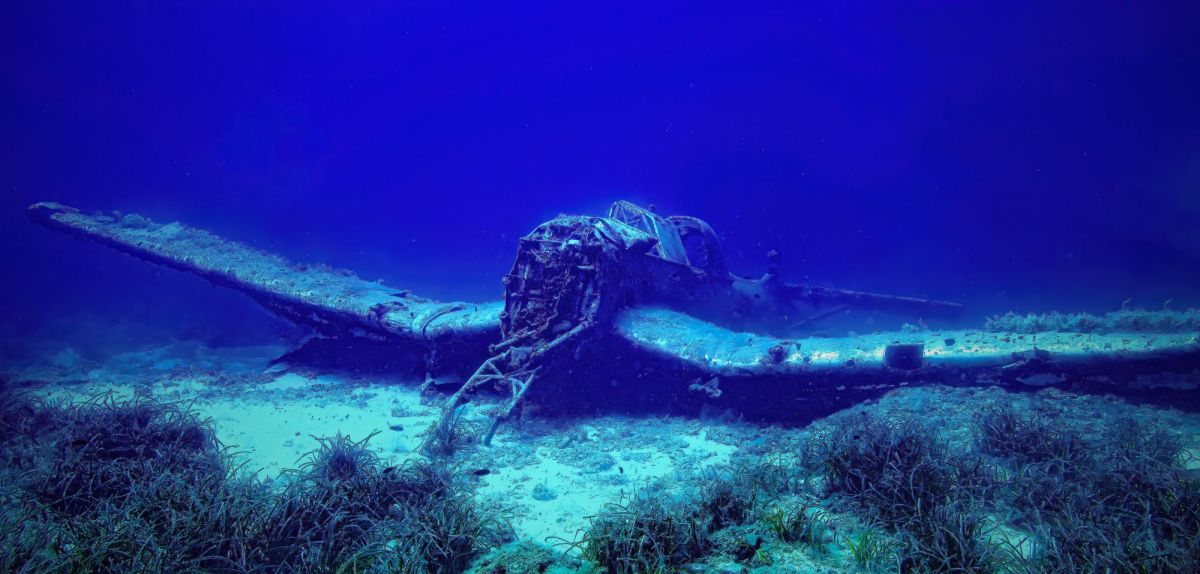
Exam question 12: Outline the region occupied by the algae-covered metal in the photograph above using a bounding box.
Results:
[28,200,1200,431]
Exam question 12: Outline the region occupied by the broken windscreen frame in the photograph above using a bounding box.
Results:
[606,201,691,266]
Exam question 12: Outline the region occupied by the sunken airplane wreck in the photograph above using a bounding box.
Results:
[28,201,1200,444]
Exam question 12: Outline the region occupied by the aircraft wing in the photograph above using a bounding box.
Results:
[28,202,503,346]
[612,306,1200,391]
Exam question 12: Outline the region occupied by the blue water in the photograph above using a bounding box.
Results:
[2,5,1200,572]
[2,2,1198,360]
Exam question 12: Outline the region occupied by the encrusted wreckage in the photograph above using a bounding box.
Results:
[28,201,1200,443]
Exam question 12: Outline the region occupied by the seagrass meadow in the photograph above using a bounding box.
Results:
[3,344,1199,572]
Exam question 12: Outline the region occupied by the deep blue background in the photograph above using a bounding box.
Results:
[2,2,1198,358]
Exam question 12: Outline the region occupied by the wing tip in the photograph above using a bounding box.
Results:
[27,201,78,223]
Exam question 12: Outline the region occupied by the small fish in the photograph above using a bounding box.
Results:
[471,468,491,477]
[388,423,404,432]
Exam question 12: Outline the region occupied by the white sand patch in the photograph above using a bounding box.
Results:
[464,417,752,545]
[195,383,437,481]
[14,342,442,482]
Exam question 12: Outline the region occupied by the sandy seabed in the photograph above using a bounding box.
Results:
[6,341,772,546]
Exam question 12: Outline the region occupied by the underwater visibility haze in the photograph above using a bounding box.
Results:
[2,2,1200,573]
